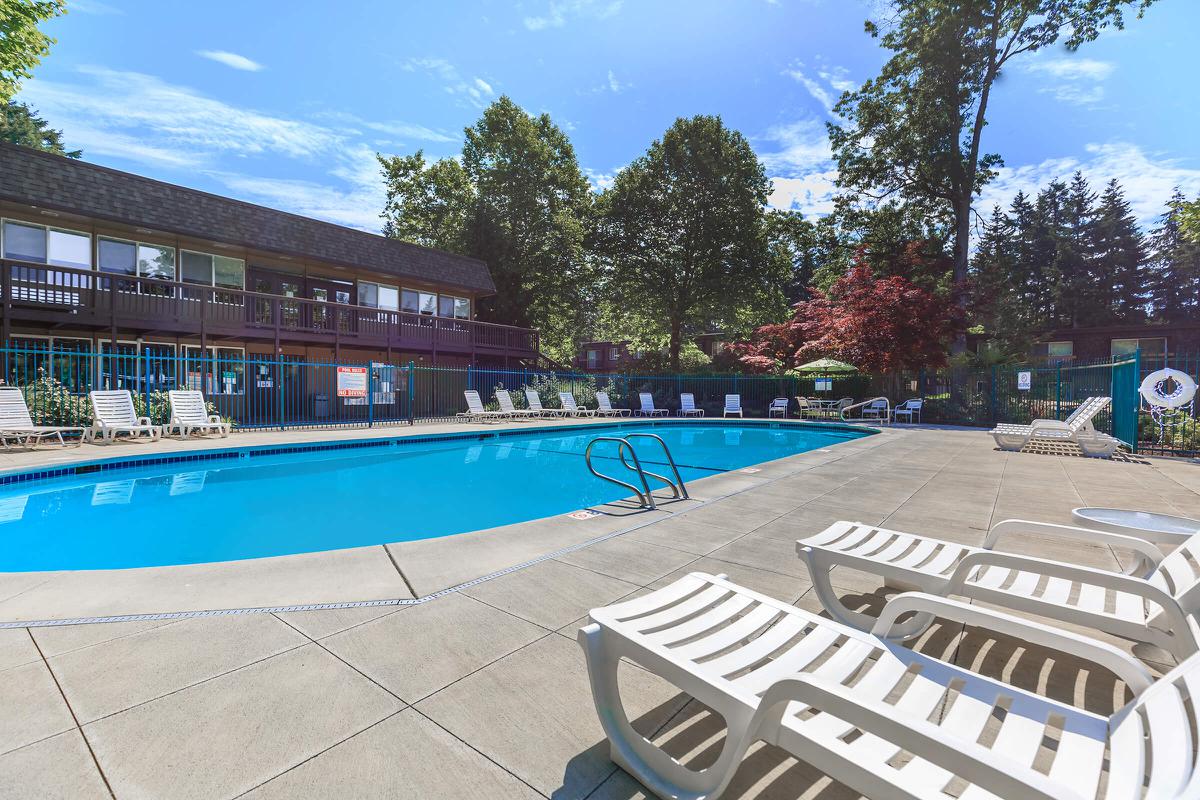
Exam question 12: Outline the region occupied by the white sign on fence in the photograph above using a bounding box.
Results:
[815,378,832,392]
[1017,371,1032,391]
[336,366,368,398]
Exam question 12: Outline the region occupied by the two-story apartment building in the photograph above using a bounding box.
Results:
[0,142,539,395]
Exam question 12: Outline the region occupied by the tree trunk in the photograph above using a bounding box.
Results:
[951,197,972,354]
[669,317,682,372]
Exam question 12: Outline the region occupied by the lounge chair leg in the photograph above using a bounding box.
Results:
[578,624,752,800]
[800,551,935,640]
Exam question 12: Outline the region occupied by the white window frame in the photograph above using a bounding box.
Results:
[1047,340,1073,358]
[1111,337,1166,357]
[180,249,246,290]
[98,235,176,280]
[182,344,246,396]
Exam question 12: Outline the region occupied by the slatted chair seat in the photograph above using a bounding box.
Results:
[799,519,1200,661]
[88,390,160,444]
[456,390,508,423]
[495,389,538,420]
[723,394,743,418]
[595,391,631,417]
[165,390,230,438]
[678,393,704,417]
[0,387,85,449]
[580,572,1198,800]
[559,391,596,417]
[524,389,564,418]
[635,392,668,417]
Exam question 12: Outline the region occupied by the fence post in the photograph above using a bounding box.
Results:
[367,362,374,429]
[989,365,997,425]
[142,347,151,424]
[407,361,415,425]
[1055,362,1062,420]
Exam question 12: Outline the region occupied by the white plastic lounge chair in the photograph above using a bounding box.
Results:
[580,572,1196,800]
[559,391,596,417]
[456,390,508,423]
[595,391,631,417]
[797,518,1200,660]
[1076,430,1123,458]
[722,394,742,418]
[87,390,160,443]
[991,396,1110,451]
[892,398,922,423]
[767,397,788,418]
[0,387,84,448]
[635,393,667,417]
[524,389,564,418]
[495,389,538,420]
[164,390,230,438]
[677,393,704,417]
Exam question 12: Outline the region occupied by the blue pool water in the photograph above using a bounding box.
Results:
[0,421,870,571]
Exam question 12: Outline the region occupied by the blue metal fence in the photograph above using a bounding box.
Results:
[0,344,1194,457]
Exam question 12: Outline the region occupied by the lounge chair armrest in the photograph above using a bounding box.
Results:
[1028,419,1069,430]
[208,414,223,423]
[871,591,1153,692]
[984,519,1163,575]
[752,673,1083,800]
[137,416,153,427]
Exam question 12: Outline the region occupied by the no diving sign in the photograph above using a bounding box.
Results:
[336,366,368,397]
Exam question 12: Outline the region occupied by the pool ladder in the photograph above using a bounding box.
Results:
[584,433,689,510]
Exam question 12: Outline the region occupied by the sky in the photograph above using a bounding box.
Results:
[15,0,1200,234]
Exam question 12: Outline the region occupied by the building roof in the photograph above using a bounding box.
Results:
[0,142,494,294]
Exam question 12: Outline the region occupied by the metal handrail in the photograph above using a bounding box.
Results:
[622,433,690,500]
[584,436,657,509]
[840,396,891,425]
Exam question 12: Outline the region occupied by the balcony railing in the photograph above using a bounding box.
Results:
[0,260,538,357]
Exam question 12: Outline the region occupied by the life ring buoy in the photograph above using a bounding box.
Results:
[1139,368,1198,409]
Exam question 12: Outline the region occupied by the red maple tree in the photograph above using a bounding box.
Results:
[730,253,964,375]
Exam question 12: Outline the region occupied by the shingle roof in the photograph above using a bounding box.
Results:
[0,142,495,294]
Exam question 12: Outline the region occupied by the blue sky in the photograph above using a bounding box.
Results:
[17,0,1200,232]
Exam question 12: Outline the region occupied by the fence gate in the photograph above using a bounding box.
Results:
[1110,354,1140,451]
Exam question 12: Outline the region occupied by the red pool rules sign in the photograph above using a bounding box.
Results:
[336,366,368,398]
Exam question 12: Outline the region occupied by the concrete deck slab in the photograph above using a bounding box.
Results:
[0,730,110,800]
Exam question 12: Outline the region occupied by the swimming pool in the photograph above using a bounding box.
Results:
[0,421,871,572]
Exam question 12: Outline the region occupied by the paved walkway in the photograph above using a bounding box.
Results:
[1,427,1198,799]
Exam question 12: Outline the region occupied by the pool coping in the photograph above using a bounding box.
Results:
[0,419,885,626]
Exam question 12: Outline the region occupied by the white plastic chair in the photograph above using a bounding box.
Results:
[523,389,564,418]
[635,393,667,417]
[595,391,630,417]
[767,397,788,418]
[165,390,230,438]
[677,393,704,417]
[722,394,742,418]
[860,398,888,420]
[991,396,1110,451]
[456,390,508,423]
[798,518,1200,660]
[579,572,1197,800]
[495,389,538,420]
[88,390,160,443]
[0,387,84,448]
[892,398,922,423]
[559,391,596,417]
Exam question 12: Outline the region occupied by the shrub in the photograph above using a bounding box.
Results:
[519,372,599,409]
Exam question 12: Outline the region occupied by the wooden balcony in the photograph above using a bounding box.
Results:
[0,261,539,361]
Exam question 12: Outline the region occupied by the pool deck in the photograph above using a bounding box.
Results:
[1,422,1198,799]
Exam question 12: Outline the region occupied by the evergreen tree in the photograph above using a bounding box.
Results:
[1149,190,1200,323]
[0,101,80,156]
[1092,179,1147,321]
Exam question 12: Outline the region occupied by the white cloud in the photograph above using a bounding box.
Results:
[1024,57,1114,82]
[13,67,463,232]
[585,167,620,192]
[768,171,839,217]
[977,142,1200,227]
[782,59,853,115]
[758,118,838,217]
[1021,56,1113,106]
[607,70,623,93]
[196,50,264,72]
[524,0,622,31]
[402,58,495,108]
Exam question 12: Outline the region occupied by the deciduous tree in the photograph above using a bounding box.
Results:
[595,115,773,371]
[0,0,64,103]
[830,0,1156,347]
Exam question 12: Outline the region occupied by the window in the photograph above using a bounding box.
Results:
[2,220,48,263]
[1112,337,1166,357]
[98,238,137,275]
[48,229,91,269]
[360,281,399,310]
[587,349,599,369]
[137,244,175,281]
[99,341,138,390]
[402,288,436,315]
[183,346,245,395]
[438,294,470,319]
[453,297,471,320]
[609,347,620,361]
[1047,341,1073,358]
[180,250,245,289]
